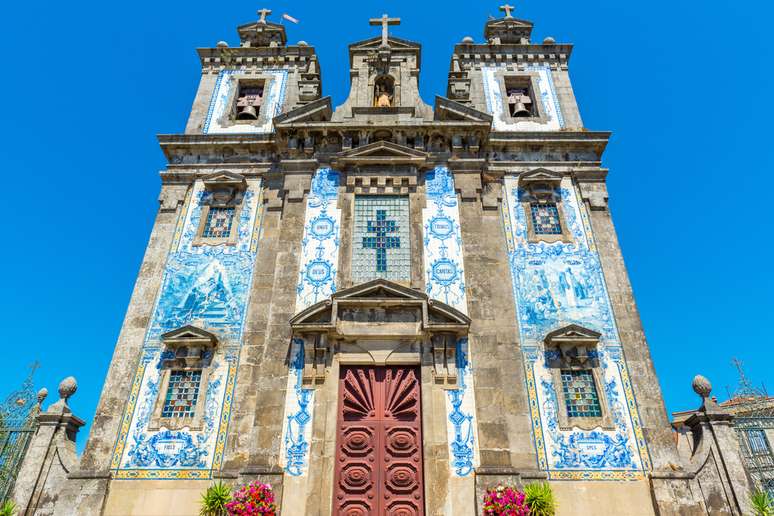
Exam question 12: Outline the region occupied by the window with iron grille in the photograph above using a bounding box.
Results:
[352,196,410,282]
[202,207,235,239]
[530,202,563,235]
[748,429,771,455]
[161,370,202,418]
[561,369,602,418]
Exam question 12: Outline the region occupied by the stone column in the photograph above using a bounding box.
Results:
[11,377,84,516]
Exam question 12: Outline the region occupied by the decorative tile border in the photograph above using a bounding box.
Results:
[423,166,468,313]
[501,176,650,480]
[445,337,480,477]
[279,338,315,476]
[482,65,564,131]
[203,69,288,134]
[295,168,341,312]
[110,180,265,479]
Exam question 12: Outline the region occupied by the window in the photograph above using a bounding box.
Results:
[194,172,247,246]
[352,196,410,283]
[530,202,563,235]
[561,369,603,418]
[149,325,218,431]
[518,169,572,244]
[544,324,612,430]
[161,370,203,418]
[202,207,235,238]
[235,83,264,121]
[748,429,771,455]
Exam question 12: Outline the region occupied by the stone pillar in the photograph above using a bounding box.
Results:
[681,375,752,516]
[11,377,84,516]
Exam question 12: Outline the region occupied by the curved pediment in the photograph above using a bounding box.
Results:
[290,279,470,336]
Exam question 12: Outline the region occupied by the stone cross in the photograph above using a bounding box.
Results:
[257,8,272,24]
[499,3,515,18]
[369,13,401,47]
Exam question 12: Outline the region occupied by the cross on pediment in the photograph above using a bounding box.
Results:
[363,210,400,272]
[369,13,400,47]
[257,8,272,24]
[499,3,515,18]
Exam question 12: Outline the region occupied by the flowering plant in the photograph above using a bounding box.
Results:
[482,485,530,515]
[224,481,277,516]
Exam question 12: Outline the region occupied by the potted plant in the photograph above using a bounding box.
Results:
[482,485,530,515]
[524,482,556,516]
[200,481,231,516]
[224,481,277,516]
[751,489,774,516]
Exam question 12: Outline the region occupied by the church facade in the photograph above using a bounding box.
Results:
[51,7,715,515]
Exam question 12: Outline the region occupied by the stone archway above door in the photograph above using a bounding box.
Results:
[289,278,470,385]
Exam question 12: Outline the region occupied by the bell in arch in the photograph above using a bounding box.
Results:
[236,85,263,120]
[507,88,533,118]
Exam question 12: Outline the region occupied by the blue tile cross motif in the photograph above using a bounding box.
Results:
[362,210,400,272]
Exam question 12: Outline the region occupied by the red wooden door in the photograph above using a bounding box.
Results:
[334,366,424,516]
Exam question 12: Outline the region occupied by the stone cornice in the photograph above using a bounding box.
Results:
[452,43,573,71]
[197,45,318,70]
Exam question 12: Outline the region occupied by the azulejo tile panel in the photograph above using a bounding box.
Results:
[445,338,480,477]
[203,69,288,134]
[501,176,651,480]
[279,338,315,476]
[110,179,264,479]
[423,166,468,313]
[482,66,565,131]
[421,167,479,477]
[295,168,341,312]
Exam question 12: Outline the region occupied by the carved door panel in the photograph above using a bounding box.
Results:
[334,366,424,516]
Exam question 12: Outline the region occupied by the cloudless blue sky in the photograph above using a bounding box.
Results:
[1,0,771,452]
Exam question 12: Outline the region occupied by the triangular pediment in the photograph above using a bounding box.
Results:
[161,325,219,344]
[274,97,332,126]
[349,36,420,51]
[519,168,563,185]
[202,170,247,187]
[334,141,428,166]
[544,324,601,345]
[434,96,493,124]
[237,21,287,47]
[486,17,533,30]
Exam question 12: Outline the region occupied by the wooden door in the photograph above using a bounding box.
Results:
[333,366,424,515]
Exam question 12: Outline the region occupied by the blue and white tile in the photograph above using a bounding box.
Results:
[423,166,468,314]
[117,179,263,472]
[445,337,480,477]
[203,69,288,134]
[482,65,565,132]
[279,339,315,476]
[295,168,341,312]
[502,176,649,476]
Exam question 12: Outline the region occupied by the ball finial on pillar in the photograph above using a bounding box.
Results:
[692,374,712,399]
[58,376,77,402]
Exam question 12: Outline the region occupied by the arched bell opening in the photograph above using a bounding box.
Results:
[235,82,264,120]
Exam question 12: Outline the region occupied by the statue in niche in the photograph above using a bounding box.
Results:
[374,75,395,107]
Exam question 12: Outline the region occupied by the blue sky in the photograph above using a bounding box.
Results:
[1,0,771,452]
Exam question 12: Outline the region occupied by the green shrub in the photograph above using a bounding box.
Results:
[524,482,556,516]
[0,500,17,516]
[751,489,774,516]
[199,481,231,516]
